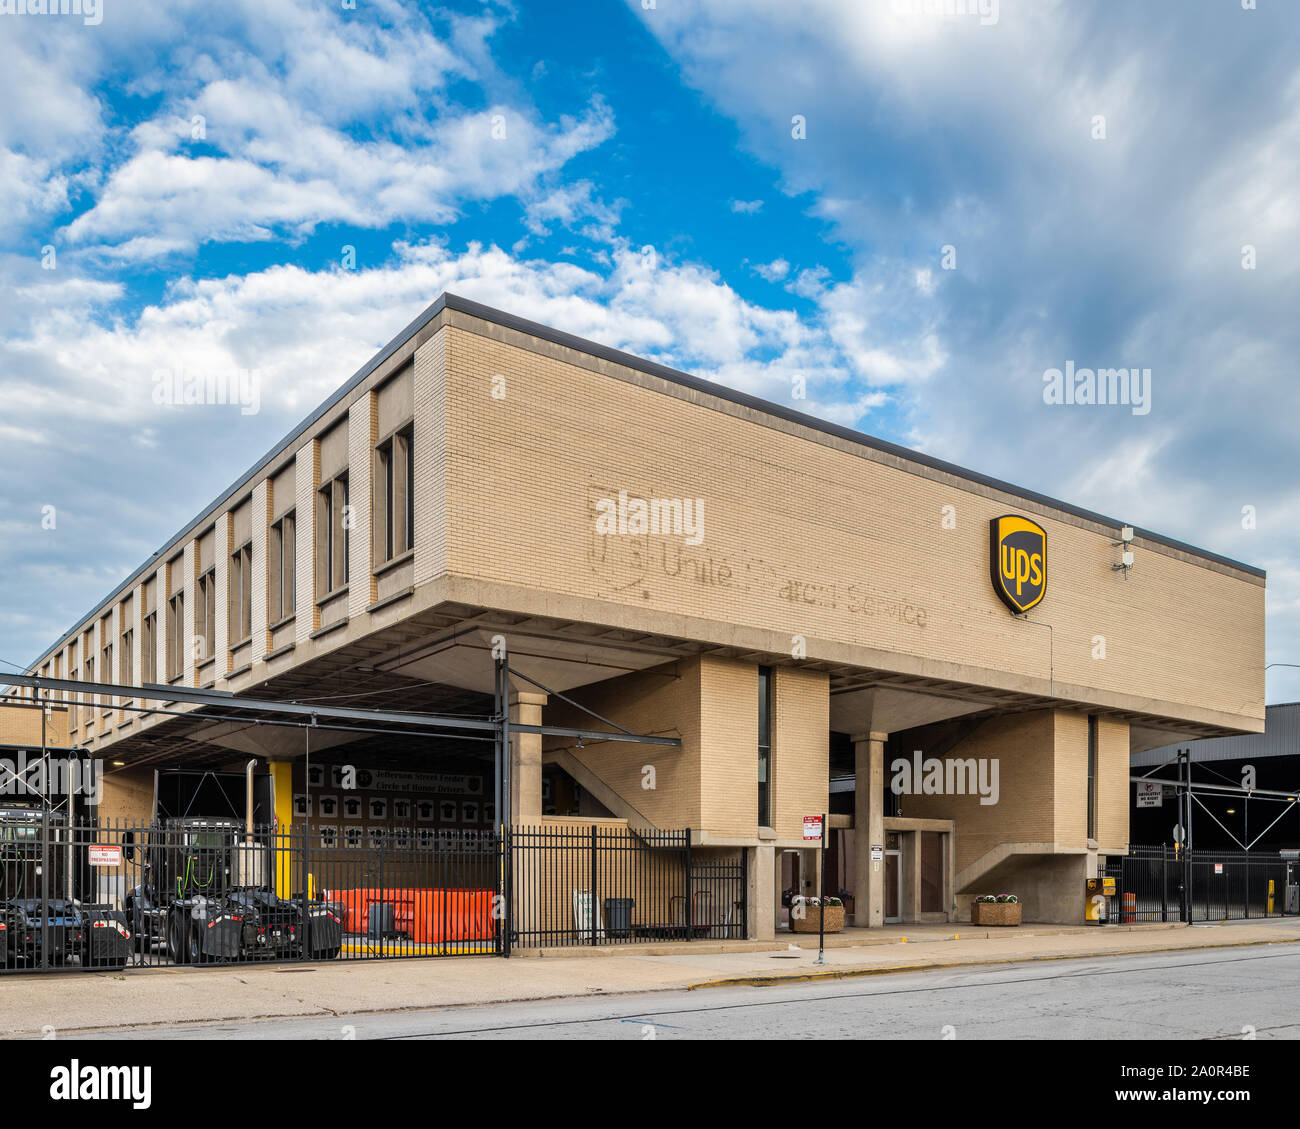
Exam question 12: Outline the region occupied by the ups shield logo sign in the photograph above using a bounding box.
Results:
[990,515,1047,613]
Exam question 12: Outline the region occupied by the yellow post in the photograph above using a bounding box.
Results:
[1268,879,1275,915]
[268,761,295,898]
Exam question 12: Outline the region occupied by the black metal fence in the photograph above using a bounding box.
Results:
[1,816,745,973]
[1101,845,1297,924]
[509,824,745,948]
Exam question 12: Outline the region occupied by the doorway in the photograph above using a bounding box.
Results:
[884,833,902,924]
[779,849,801,928]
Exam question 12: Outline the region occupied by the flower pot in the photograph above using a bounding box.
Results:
[971,901,1022,926]
[789,905,844,933]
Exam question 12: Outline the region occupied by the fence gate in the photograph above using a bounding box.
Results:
[1101,846,1295,924]
[506,825,746,949]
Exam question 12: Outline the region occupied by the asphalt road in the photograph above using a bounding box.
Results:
[80,945,1300,1040]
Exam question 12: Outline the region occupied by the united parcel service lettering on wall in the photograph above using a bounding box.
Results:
[990,515,1047,613]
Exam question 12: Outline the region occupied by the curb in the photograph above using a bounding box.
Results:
[686,934,1300,990]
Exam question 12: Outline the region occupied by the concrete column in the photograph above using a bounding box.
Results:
[250,481,270,662]
[746,844,775,940]
[853,731,887,928]
[509,691,547,825]
[412,331,447,587]
[214,513,229,677]
[153,567,167,689]
[182,539,197,686]
[347,392,376,615]
[295,441,320,641]
[268,760,295,899]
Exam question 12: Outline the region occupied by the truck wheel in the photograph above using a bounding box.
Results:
[186,923,205,965]
[167,915,189,964]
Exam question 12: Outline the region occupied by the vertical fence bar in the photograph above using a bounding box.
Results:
[589,824,597,946]
[685,828,693,941]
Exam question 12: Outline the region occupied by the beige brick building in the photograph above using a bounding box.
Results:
[6,294,1265,932]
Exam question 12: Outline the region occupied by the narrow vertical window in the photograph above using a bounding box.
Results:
[374,425,414,566]
[198,569,216,661]
[758,666,772,828]
[317,474,349,597]
[283,512,296,614]
[142,613,156,683]
[167,592,184,680]
[1087,714,1098,841]
[120,627,133,687]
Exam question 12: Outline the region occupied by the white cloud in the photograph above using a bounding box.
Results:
[633,0,1300,699]
[16,2,618,260]
[751,258,790,282]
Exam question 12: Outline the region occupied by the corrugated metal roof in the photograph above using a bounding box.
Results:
[1132,702,1300,766]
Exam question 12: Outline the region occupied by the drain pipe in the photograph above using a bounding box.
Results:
[245,760,257,842]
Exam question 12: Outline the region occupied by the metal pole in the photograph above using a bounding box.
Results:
[66,776,75,903]
[815,812,827,965]
[1161,844,1168,923]
[685,829,693,941]
[1182,750,1192,924]
[40,690,50,970]
[497,655,512,958]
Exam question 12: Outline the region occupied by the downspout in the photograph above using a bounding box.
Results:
[245,759,257,843]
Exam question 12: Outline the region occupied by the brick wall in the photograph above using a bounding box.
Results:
[442,323,1263,731]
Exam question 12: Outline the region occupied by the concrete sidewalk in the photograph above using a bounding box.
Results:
[4,917,1298,1038]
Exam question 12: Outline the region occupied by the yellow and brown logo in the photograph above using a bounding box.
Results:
[990,515,1047,613]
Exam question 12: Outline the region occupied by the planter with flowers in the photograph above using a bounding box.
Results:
[971,894,1021,926]
[789,895,845,934]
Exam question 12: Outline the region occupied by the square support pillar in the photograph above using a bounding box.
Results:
[509,690,547,825]
[853,731,887,928]
[746,843,775,940]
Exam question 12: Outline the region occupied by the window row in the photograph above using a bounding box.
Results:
[48,426,414,704]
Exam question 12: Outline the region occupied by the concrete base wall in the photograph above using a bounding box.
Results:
[958,852,1091,925]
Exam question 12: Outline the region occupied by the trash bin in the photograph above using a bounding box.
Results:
[603,898,634,938]
[368,903,396,939]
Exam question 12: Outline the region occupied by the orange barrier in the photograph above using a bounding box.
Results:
[1122,891,1136,923]
[325,887,495,943]
[410,889,496,943]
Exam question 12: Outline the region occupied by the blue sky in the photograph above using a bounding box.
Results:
[1,0,1297,703]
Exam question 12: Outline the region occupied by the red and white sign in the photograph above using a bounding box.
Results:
[1214,863,1224,875]
[802,816,823,841]
[89,845,122,868]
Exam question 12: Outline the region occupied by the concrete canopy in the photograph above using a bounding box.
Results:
[830,686,986,737]
[187,720,366,758]
[380,628,680,696]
